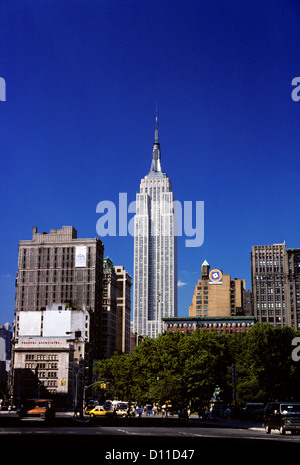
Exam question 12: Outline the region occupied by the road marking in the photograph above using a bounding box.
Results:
[117,428,139,435]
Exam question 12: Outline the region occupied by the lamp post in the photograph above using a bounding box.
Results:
[74,365,85,416]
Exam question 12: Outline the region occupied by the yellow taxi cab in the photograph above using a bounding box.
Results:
[85,404,98,415]
[87,405,114,418]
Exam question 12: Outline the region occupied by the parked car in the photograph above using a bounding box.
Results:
[263,402,300,434]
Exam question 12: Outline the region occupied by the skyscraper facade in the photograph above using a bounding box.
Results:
[102,258,132,356]
[250,242,300,328]
[14,226,104,362]
[286,248,300,329]
[133,115,177,338]
[114,265,132,354]
[251,243,287,327]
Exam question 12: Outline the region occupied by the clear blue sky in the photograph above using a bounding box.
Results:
[0,0,299,324]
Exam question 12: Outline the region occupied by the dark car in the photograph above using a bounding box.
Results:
[263,402,300,435]
[245,403,264,421]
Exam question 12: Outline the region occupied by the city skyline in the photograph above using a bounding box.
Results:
[1,1,300,324]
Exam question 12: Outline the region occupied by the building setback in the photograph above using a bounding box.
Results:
[189,260,245,318]
[133,114,177,339]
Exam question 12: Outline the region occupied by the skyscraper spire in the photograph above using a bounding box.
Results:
[155,106,159,143]
[149,108,163,175]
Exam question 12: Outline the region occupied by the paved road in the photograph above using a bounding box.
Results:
[1,412,300,460]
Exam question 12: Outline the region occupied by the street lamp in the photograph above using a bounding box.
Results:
[73,362,86,418]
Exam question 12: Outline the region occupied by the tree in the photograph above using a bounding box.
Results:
[233,323,300,402]
[94,353,134,401]
[179,329,232,405]
[94,323,300,407]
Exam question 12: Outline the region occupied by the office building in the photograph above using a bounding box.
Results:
[0,322,12,400]
[286,248,300,328]
[102,259,132,356]
[12,225,104,406]
[132,114,177,338]
[251,243,286,327]
[102,257,117,358]
[114,265,131,354]
[189,260,245,317]
[12,303,88,407]
[251,243,300,328]
[243,289,253,316]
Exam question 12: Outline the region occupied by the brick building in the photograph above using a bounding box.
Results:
[163,316,255,334]
[189,260,245,317]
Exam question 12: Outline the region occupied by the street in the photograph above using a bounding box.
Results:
[1,412,300,460]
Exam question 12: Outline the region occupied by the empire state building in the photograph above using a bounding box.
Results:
[133,114,177,338]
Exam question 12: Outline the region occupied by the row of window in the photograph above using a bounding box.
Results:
[36,371,58,378]
[256,260,283,266]
[25,354,58,361]
[25,363,58,369]
[257,309,285,315]
[20,247,96,270]
[255,267,283,273]
[257,303,285,308]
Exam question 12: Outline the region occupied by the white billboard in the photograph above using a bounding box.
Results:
[19,312,41,336]
[75,246,87,267]
[43,310,71,337]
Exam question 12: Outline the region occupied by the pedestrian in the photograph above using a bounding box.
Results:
[225,406,232,419]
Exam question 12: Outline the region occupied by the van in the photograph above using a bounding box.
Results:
[263,402,300,434]
[19,399,55,422]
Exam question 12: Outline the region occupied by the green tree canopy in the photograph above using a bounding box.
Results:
[94,323,300,407]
